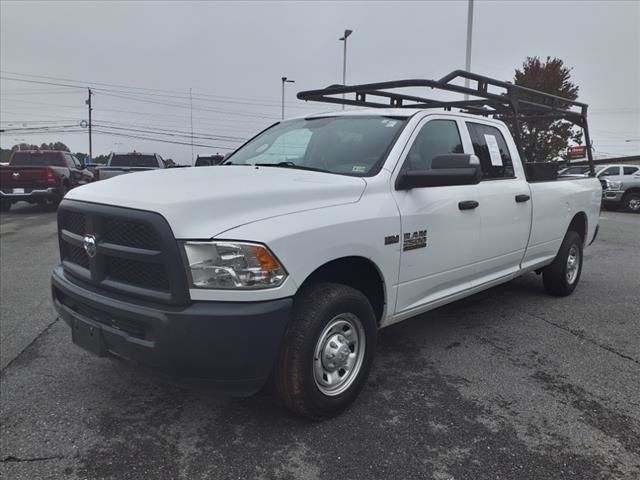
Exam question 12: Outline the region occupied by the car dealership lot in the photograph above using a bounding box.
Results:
[1,203,639,480]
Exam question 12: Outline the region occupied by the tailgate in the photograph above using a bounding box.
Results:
[0,167,51,189]
[97,167,153,179]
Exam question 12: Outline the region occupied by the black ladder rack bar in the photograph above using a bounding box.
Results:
[297,70,594,174]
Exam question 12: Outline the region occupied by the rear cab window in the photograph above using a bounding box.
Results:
[465,123,515,179]
[10,152,64,166]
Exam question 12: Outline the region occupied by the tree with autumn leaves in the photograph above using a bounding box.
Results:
[510,56,583,162]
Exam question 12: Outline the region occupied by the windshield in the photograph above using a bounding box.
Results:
[110,154,157,167]
[225,116,408,176]
[10,152,63,166]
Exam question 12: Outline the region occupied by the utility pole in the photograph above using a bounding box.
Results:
[464,0,474,100]
[86,88,93,159]
[189,88,194,165]
[281,77,295,120]
[339,29,353,110]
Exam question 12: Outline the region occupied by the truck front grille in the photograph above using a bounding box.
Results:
[104,218,160,250]
[57,200,190,305]
[106,257,170,291]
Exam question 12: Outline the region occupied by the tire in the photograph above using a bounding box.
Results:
[53,183,68,207]
[542,230,583,296]
[0,199,11,212]
[273,282,377,420]
[623,192,640,213]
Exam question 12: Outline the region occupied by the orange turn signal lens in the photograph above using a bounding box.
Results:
[250,245,280,270]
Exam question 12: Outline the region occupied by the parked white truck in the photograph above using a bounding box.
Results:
[51,71,602,419]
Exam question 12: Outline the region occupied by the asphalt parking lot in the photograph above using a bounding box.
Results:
[1,202,639,480]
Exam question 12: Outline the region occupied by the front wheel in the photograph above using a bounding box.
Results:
[623,192,640,213]
[52,183,68,207]
[273,283,377,420]
[542,230,583,296]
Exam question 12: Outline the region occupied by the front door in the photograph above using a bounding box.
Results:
[392,117,481,317]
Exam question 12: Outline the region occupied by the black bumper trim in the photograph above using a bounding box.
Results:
[51,266,292,396]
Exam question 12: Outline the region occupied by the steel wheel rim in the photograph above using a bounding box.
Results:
[313,313,366,397]
[629,197,640,211]
[566,244,580,284]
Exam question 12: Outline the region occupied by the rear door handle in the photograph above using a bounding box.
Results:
[458,200,479,210]
[515,194,531,203]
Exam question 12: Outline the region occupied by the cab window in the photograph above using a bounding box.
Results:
[402,120,463,171]
[623,166,639,175]
[599,167,620,177]
[465,123,515,179]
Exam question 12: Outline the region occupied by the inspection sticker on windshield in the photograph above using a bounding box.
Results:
[352,165,367,173]
[484,134,503,166]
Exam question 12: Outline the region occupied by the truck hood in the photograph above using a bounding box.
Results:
[66,166,367,238]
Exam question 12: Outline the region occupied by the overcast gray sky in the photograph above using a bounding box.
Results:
[1,0,638,163]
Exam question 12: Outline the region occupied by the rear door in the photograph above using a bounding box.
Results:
[461,121,532,285]
[392,116,481,316]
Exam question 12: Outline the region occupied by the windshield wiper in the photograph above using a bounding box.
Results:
[254,162,331,173]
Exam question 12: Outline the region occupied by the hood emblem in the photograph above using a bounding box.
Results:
[83,235,97,258]
[12,172,20,179]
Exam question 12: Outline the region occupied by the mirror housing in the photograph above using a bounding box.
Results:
[395,154,482,190]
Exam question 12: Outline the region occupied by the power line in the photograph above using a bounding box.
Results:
[96,91,281,119]
[1,70,318,108]
[92,129,237,150]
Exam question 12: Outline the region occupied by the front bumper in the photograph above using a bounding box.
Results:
[51,266,292,395]
[0,186,60,202]
[602,190,624,205]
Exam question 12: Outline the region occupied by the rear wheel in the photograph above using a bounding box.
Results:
[623,192,640,213]
[0,199,11,212]
[542,230,583,296]
[273,283,377,420]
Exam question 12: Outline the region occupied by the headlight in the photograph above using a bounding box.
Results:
[606,180,623,190]
[182,241,287,289]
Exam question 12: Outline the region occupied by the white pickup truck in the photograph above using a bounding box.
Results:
[51,72,602,419]
[94,151,165,181]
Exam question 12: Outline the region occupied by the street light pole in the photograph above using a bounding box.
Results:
[339,29,353,110]
[281,77,295,120]
[464,0,474,100]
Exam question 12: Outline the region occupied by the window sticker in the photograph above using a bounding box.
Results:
[352,165,367,173]
[484,134,503,166]
[385,120,397,128]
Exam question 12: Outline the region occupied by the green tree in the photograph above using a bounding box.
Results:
[511,56,583,162]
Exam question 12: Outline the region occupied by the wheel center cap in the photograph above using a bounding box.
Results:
[322,334,351,371]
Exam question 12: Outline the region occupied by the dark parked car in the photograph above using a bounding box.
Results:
[0,150,93,212]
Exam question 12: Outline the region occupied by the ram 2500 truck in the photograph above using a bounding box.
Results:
[51,71,602,419]
[0,150,93,211]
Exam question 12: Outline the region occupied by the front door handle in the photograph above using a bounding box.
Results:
[515,194,531,203]
[458,200,479,210]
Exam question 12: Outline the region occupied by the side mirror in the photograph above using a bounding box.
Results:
[395,154,482,190]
